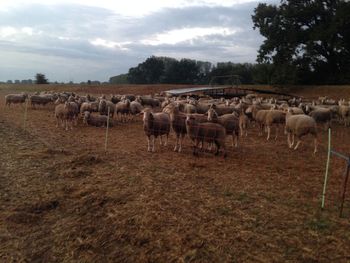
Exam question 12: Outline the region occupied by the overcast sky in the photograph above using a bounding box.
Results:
[0,0,279,82]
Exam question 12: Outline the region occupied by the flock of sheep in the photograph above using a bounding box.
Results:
[4,91,350,157]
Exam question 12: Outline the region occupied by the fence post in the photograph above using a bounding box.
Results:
[321,128,331,209]
[23,99,28,131]
[104,107,110,152]
[339,158,350,217]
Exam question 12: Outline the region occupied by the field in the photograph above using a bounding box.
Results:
[1,84,350,262]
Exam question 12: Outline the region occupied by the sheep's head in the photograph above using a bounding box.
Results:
[207,108,218,121]
[83,111,90,124]
[141,108,152,121]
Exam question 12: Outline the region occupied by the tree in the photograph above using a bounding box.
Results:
[252,0,350,84]
[35,73,49,84]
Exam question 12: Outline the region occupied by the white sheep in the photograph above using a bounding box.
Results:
[285,109,318,154]
[142,108,170,152]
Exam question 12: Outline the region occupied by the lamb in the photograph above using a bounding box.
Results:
[185,115,227,157]
[5,93,28,106]
[142,108,170,152]
[98,99,115,118]
[83,111,113,127]
[285,110,318,154]
[207,108,239,148]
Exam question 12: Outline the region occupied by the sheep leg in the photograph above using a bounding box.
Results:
[275,125,279,141]
[174,135,179,152]
[192,140,198,156]
[147,136,151,152]
[152,136,155,152]
[160,136,163,146]
[234,134,238,148]
[266,126,271,140]
[240,124,244,137]
[164,134,168,146]
[178,134,184,152]
[294,139,301,150]
[291,134,295,146]
[287,133,292,148]
[313,137,318,154]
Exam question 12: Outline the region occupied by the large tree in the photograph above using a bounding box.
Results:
[252,0,350,84]
[35,73,49,84]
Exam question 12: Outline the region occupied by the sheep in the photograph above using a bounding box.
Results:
[163,103,187,152]
[209,104,236,116]
[239,112,249,137]
[130,100,144,119]
[264,110,286,140]
[142,108,171,152]
[288,107,304,115]
[185,115,227,157]
[207,108,239,148]
[196,102,211,114]
[161,97,171,109]
[29,94,55,108]
[183,103,197,114]
[80,101,99,114]
[338,105,350,127]
[5,93,28,106]
[110,95,121,104]
[98,99,115,118]
[54,102,77,130]
[285,110,318,154]
[83,111,113,127]
[308,108,332,130]
[116,99,131,122]
[138,96,160,108]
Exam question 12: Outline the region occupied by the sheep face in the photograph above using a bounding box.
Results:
[207,108,218,121]
[83,111,90,124]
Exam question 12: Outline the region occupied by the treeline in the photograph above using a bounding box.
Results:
[109,56,274,85]
[110,1,350,86]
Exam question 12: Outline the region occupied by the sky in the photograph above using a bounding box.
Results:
[0,0,279,82]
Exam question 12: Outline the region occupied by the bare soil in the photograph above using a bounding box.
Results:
[1,84,350,262]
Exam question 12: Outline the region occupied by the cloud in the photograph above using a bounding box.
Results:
[0,0,279,82]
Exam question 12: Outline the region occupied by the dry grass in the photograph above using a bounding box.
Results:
[1,84,350,262]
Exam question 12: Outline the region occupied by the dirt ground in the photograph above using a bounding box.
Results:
[1,84,350,262]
